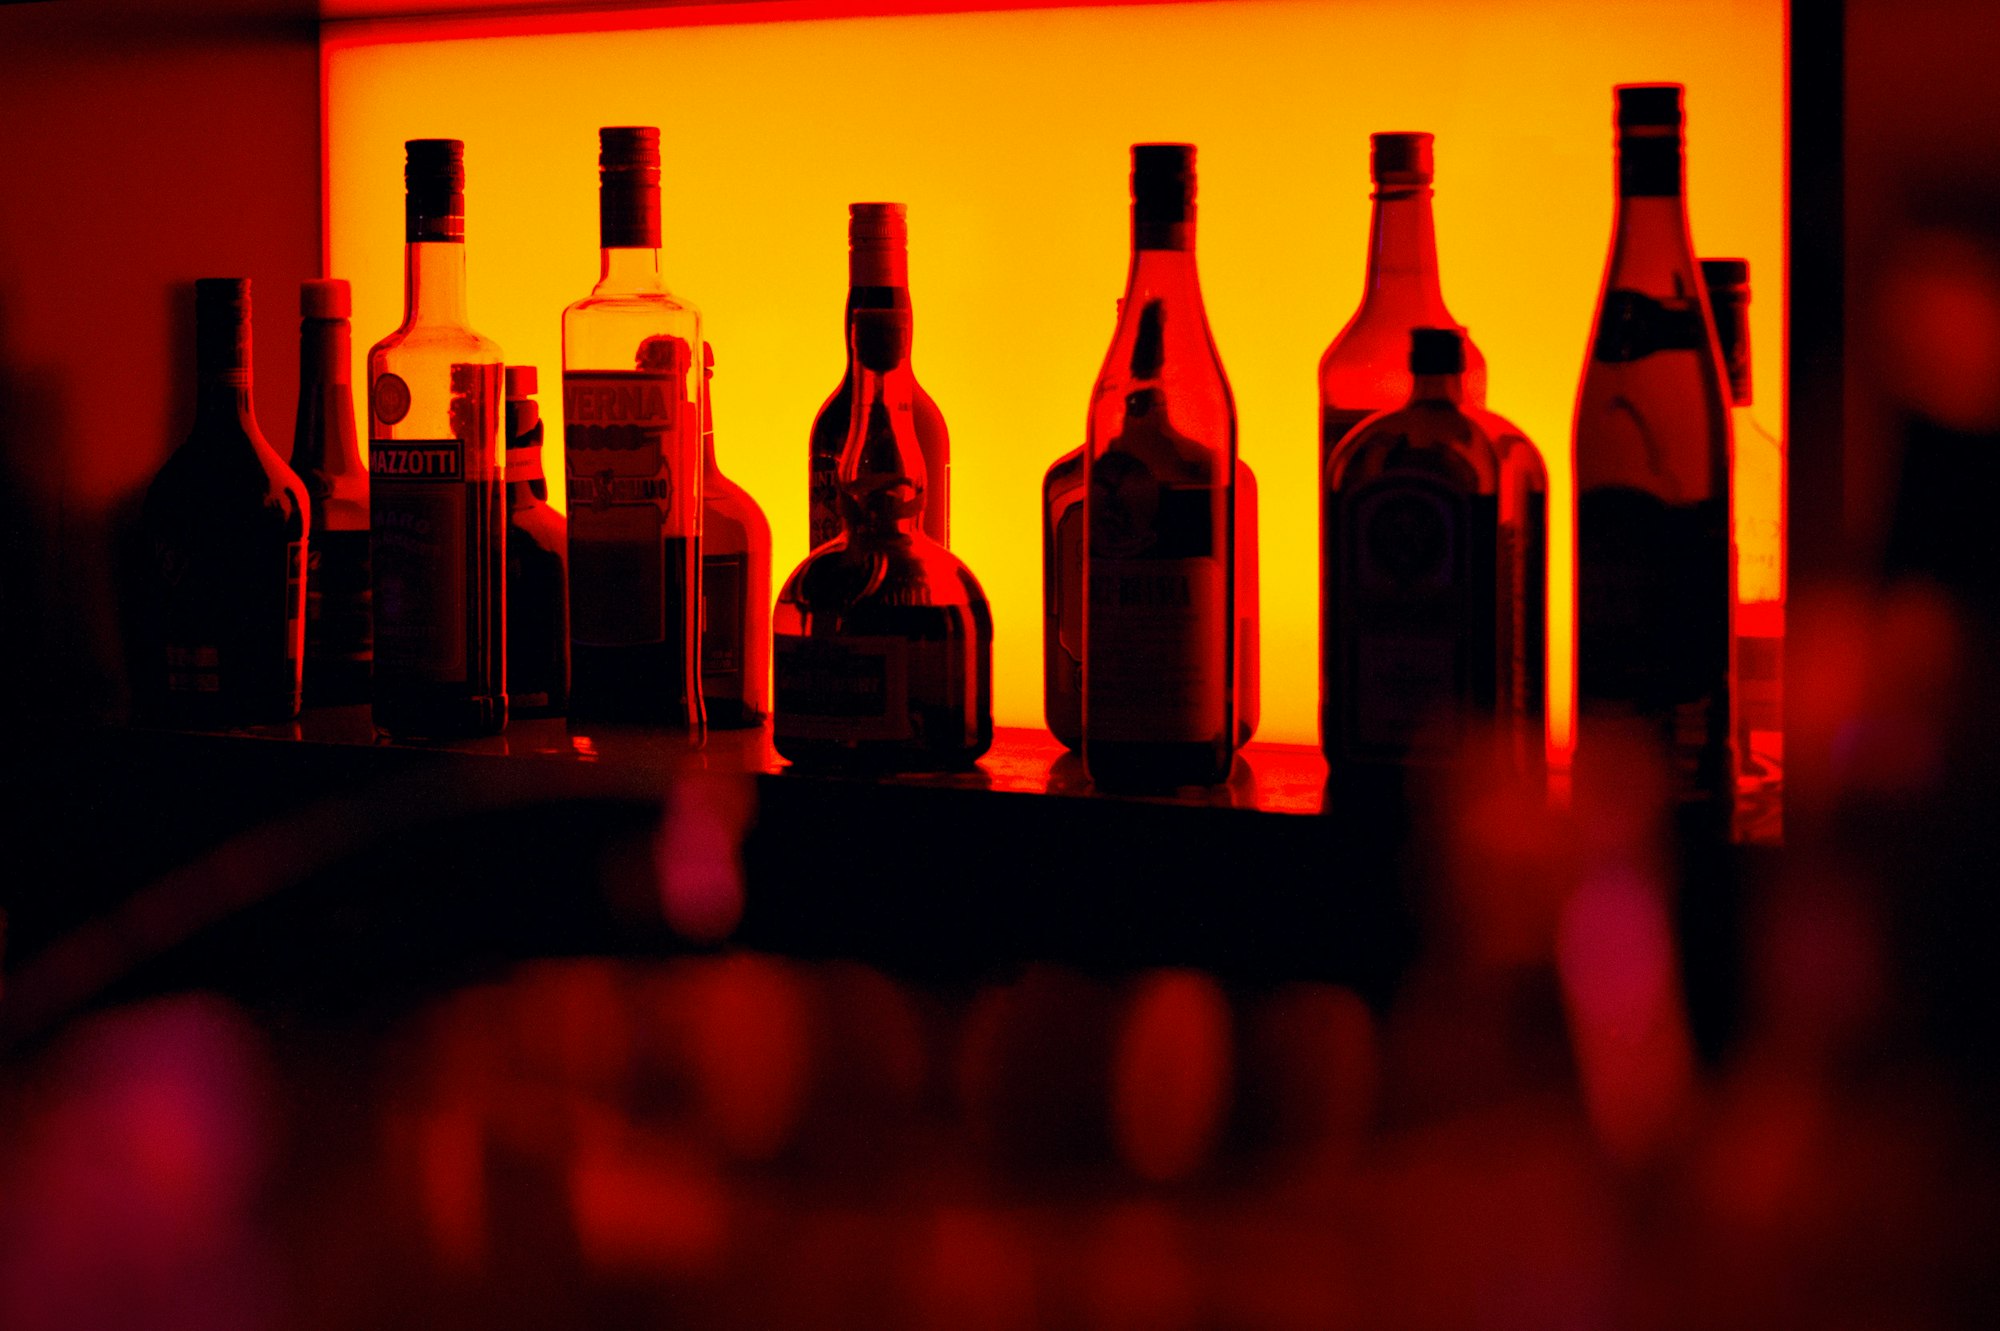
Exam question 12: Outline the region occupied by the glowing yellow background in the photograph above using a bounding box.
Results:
[325,0,1785,748]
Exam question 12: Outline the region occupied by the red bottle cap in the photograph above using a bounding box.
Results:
[505,365,537,400]
[302,278,349,319]
[1370,132,1434,187]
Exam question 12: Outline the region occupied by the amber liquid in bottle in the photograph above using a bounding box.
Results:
[699,344,773,729]
[367,139,507,739]
[1318,132,1486,491]
[809,202,949,550]
[1083,144,1236,790]
[1322,328,1548,791]
[562,126,704,727]
[774,307,992,770]
[292,278,371,705]
[144,278,309,725]
[504,366,569,717]
[1574,85,1734,813]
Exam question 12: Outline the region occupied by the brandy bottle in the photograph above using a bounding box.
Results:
[367,138,507,738]
[292,278,371,705]
[1318,132,1486,476]
[143,277,308,725]
[1083,144,1236,790]
[773,307,992,770]
[809,202,949,549]
[1574,85,1734,812]
[562,126,704,727]
[504,366,569,717]
[699,343,772,729]
[1322,328,1547,785]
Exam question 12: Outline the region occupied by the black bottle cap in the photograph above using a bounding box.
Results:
[1371,132,1434,187]
[1132,143,1196,223]
[195,278,252,380]
[1616,83,1684,130]
[196,276,251,313]
[405,138,465,243]
[600,126,661,249]
[1701,257,1750,293]
[301,278,349,319]
[1409,326,1466,376]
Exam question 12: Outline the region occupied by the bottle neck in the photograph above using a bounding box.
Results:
[843,285,913,364]
[195,310,257,436]
[1361,186,1448,316]
[1607,194,1702,291]
[405,241,470,325]
[295,316,362,471]
[842,358,927,539]
[1123,241,1205,312]
[597,244,666,293]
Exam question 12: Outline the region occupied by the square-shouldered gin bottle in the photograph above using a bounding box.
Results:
[562,126,704,727]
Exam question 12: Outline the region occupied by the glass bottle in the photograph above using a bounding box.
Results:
[1701,257,1784,827]
[773,307,992,770]
[143,277,308,725]
[292,277,371,705]
[562,126,703,727]
[1322,327,1547,787]
[1083,143,1236,790]
[366,138,506,738]
[504,366,569,718]
[699,343,772,729]
[1573,85,1734,814]
[1318,132,1486,476]
[809,202,949,549]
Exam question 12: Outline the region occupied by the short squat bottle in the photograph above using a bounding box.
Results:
[1322,328,1547,788]
[144,277,309,725]
[1083,143,1236,790]
[774,307,992,770]
[366,138,507,738]
[292,278,371,705]
[699,343,773,729]
[504,366,569,718]
[809,202,949,549]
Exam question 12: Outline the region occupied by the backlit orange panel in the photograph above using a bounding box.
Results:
[325,0,1786,748]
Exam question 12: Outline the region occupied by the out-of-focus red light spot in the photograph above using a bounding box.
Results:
[686,953,810,1162]
[1697,1069,1827,1231]
[417,1104,487,1269]
[655,776,754,942]
[568,1118,729,1274]
[507,960,633,1093]
[1442,748,1573,971]
[1111,969,1233,1184]
[1083,1203,1199,1331]
[955,967,1115,1167]
[1880,228,2000,432]
[1556,867,1696,1165]
[911,1207,1038,1331]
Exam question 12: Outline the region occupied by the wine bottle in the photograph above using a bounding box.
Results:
[773,307,992,770]
[562,126,703,727]
[809,202,949,549]
[699,343,773,729]
[1574,85,1734,811]
[1322,328,1547,784]
[1701,257,1784,816]
[143,277,309,725]
[292,278,371,705]
[1044,438,1259,751]
[367,138,507,739]
[1082,144,1236,790]
[504,366,569,718]
[1318,132,1486,475]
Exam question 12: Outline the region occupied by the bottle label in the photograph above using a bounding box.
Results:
[701,551,746,683]
[1592,290,1711,363]
[564,369,692,646]
[773,634,912,741]
[1334,478,1494,759]
[371,438,468,683]
[306,528,373,668]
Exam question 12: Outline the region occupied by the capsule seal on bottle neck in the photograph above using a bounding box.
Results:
[1371,131,1434,189]
[599,126,662,250]
[1409,326,1466,377]
[849,201,909,289]
[195,277,253,385]
[405,138,465,244]
[302,278,350,320]
[1131,142,1196,249]
[1614,84,1685,197]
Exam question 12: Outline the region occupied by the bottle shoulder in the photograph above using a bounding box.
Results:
[369,322,502,363]
[508,497,567,547]
[780,532,988,616]
[1327,400,1502,494]
[703,469,771,534]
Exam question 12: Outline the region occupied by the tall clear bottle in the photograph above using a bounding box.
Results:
[774,307,992,770]
[1574,84,1733,812]
[562,126,704,727]
[1082,143,1236,790]
[1701,256,1784,828]
[1318,132,1486,474]
[144,278,309,725]
[367,139,506,738]
[809,202,949,549]
[292,278,371,705]
[699,343,772,729]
